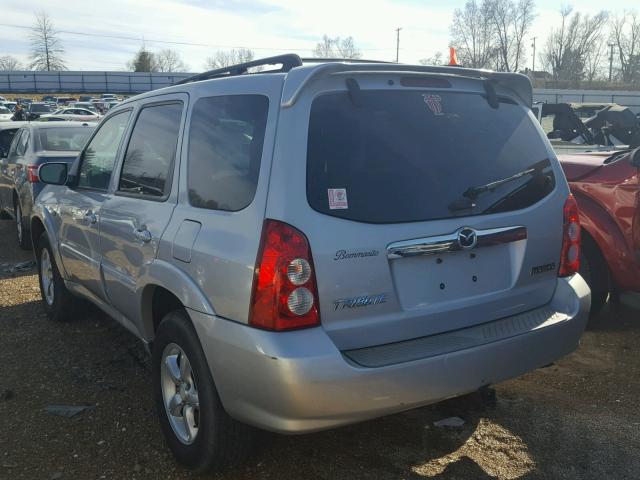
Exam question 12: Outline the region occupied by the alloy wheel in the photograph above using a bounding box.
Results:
[15,203,22,243]
[40,247,55,306]
[160,343,200,445]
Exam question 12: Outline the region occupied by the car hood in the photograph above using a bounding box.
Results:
[558,151,614,181]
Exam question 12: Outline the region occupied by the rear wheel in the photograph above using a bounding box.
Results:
[14,201,31,250]
[579,233,610,315]
[153,310,254,472]
[36,234,79,322]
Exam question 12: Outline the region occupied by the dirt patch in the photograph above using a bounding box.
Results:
[0,218,638,479]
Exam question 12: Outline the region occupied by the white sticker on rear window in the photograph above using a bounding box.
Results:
[328,188,348,209]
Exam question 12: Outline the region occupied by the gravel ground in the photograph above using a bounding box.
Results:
[0,218,639,480]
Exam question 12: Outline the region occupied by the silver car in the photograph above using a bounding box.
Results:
[32,55,590,472]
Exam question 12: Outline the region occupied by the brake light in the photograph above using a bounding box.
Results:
[249,220,320,331]
[559,195,581,277]
[27,165,40,183]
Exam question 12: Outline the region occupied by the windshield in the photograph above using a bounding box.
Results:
[38,127,93,151]
[30,104,51,113]
[0,107,10,114]
[307,90,555,223]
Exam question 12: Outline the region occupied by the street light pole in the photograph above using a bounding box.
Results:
[395,27,402,63]
[531,37,537,73]
[608,43,615,82]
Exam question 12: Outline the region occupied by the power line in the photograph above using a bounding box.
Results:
[0,22,396,52]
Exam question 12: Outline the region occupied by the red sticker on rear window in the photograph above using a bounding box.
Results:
[422,94,443,116]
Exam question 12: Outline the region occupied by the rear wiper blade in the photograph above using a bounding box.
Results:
[463,167,536,201]
[448,159,550,212]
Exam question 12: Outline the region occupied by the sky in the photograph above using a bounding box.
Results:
[0,0,634,72]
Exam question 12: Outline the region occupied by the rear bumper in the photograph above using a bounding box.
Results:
[190,275,590,434]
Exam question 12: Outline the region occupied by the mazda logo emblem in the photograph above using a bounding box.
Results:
[457,227,477,249]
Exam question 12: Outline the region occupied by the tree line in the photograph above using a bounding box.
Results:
[448,1,639,85]
[1,7,638,86]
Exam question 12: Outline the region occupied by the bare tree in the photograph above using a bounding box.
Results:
[487,0,536,72]
[0,55,23,70]
[611,11,640,84]
[450,0,496,69]
[584,37,608,83]
[312,35,362,59]
[313,35,334,58]
[540,7,609,82]
[155,49,188,72]
[419,52,444,66]
[204,48,255,69]
[29,12,66,71]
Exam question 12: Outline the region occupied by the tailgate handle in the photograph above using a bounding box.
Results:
[387,226,527,259]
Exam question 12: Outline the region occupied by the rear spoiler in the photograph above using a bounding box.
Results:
[281,63,533,108]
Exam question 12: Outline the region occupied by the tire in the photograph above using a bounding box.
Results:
[36,234,79,322]
[153,310,254,472]
[579,234,610,315]
[14,201,31,250]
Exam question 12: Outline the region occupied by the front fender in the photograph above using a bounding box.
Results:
[138,259,216,340]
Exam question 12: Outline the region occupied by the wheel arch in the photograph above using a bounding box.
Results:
[573,191,630,289]
[139,260,216,341]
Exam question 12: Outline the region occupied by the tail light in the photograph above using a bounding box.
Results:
[559,195,581,277]
[249,219,320,331]
[27,165,40,183]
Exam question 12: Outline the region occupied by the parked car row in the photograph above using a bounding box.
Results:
[2,56,637,474]
[0,122,95,247]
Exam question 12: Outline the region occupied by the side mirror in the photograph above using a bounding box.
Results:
[631,148,640,168]
[39,162,68,185]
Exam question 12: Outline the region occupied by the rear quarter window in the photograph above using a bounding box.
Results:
[307,90,555,223]
[187,94,269,211]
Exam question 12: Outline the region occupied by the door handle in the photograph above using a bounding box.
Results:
[84,211,97,224]
[134,228,152,243]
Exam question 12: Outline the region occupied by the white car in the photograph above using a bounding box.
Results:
[0,106,13,122]
[39,107,101,122]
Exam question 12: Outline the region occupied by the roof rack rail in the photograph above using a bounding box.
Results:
[300,57,395,64]
[174,54,303,85]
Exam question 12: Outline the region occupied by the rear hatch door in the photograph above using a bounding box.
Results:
[269,74,568,351]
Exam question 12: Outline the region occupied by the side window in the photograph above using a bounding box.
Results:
[187,95,269,211]
[16,130,29,157]
[6,130,22,159]
[118,102,183,198]
[77,111,131,190]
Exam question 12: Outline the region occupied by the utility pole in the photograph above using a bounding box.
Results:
[608,43,615,82]
[531,37,536,73]
[395,27,402,63]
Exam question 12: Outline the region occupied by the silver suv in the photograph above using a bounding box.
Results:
[32,55,590,471]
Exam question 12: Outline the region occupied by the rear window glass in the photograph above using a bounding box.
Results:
[0,129,18,153]
[307,90,555,224]
[38,127,92,151]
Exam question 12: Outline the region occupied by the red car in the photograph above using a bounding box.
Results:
[560,148,640,312]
